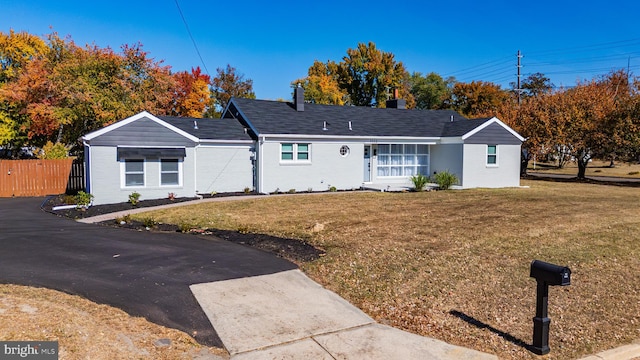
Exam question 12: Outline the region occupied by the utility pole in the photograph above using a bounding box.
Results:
[517,50,523,105]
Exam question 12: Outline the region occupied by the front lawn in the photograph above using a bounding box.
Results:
[136,180,640,359]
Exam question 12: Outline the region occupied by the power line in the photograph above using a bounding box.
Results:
[174,0,210,75]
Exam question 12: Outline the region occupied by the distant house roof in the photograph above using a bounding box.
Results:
[224,97,499,139]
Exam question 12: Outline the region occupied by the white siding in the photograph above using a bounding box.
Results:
[430,144,463,185]
[258,140,363,193]
[461,144,521,188]
[195,144,253,194]
[88,146,196,205]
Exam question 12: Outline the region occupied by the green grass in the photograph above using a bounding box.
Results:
[136,180,640,359]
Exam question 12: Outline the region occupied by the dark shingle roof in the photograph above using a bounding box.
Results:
[158,116,252,141]
[441,117,493,137]
[227,97,488,138]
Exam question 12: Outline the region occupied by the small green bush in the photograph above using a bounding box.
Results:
[432,171,458,190]
[288,188,296,194]
[142,217,157,228]
[37,141,70,159]
[410,174,429,192]
[244,187,251,194]
[129,192,141,205]
[75,191,94,208]
[329,186,337,192]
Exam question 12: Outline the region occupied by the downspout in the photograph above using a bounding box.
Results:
[259,135,265,193]
[194,144,198,197]
[83,140,92,195]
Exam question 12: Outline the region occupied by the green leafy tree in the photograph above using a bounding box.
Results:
[337,42,414,108]
[510,72,554,98]
[207,64,255,118]
[409,72,455,109]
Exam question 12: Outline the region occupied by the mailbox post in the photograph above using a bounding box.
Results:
[529,260,571,355]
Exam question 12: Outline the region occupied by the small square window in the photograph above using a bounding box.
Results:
[161,159,180,186]
[124,159,144,187]
[297,144,309,160]
[281,143,294,160]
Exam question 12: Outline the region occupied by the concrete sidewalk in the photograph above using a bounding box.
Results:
[191,269,496,360]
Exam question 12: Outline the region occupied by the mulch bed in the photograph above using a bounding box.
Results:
[42,193,324,263]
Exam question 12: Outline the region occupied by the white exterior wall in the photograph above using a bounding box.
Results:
[195,144,253,194]
[258,140,363,193]
[461,144,521,188]
[87,146,196,205]
[430,144,464,185]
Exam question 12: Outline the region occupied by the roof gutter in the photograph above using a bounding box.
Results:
[259,134,441,142]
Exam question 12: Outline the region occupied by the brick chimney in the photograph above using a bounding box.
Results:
[385,88,406,109]
[294,84,304,111]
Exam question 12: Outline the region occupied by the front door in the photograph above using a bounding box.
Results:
[363,145,371,182]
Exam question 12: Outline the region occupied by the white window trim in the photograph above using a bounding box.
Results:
[280,143,311,164]
[486,145,499,167]
[121,159,146,188]
[159,158,184,187]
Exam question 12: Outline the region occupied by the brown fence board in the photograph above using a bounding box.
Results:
[0,159,75,197]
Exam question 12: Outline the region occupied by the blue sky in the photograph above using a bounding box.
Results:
[2,0,640,100]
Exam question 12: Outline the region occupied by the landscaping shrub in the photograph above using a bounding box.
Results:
[129,192,141,205]
[410,174,429,191]
[432,171,458,190]
[74,191,94,208]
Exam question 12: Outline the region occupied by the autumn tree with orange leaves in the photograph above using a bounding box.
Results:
[0,30,217,156]
[498,70,640,178]
[171,67,211,117]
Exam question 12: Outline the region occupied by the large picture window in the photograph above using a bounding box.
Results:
[377,144,429,177]
[160,159,181,185]
[124,159,144,187]
[281,143,310,162]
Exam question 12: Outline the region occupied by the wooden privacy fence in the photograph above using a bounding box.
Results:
[0,159,79,197]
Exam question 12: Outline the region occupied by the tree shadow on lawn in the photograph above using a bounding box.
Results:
[523,174,640,188]
[449,310,534,352]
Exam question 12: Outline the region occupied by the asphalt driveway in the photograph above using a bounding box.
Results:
[0,197,296,347]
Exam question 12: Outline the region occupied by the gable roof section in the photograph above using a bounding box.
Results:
[83,111,253,145]
[225,97,466,138]
[83,111,199,142]
[462,117,525,143]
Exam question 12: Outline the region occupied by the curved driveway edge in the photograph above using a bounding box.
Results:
[0,197,296,347]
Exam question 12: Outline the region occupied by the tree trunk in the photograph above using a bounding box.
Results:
[577,160,587,179]
[520,150,531,176]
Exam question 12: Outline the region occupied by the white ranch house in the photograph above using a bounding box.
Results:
[82,89,524,205]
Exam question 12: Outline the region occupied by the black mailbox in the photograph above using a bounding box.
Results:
[530,260,571,286]
[529,260,572,355]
